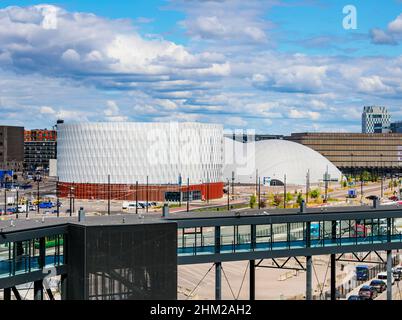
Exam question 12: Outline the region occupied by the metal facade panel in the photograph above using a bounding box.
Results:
[83,223,177,300]
[57,122,224,185]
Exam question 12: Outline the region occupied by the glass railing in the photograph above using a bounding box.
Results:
[177,232,402,257]
[0,235,65,279]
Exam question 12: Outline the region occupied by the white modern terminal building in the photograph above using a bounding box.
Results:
[56,121,343,201]
[224,137,342,186]
[57,122,224,201]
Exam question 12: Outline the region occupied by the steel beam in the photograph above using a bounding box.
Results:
[11,286,21,300]
[33,280,43,300]
[3,287,11,300]
[215,225,221,300]
[306,256,312,300]
[250,260,255,300]
[60,274,67,300]
[387,250,392,300]
[215,262,221,300]
[330,254,336,300]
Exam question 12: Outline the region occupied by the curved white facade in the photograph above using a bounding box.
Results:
[57,122,224,184]
[224,138,342,185]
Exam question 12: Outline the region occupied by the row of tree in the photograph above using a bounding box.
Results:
[249,189,322,209]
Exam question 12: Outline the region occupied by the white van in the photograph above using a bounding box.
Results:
[17,205,27,213]
[377,272,395,285]
[122,201,141,210]
[122,201,130,210]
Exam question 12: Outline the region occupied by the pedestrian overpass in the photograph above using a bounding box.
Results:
[1,203,402,300]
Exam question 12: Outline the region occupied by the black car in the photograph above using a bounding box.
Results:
[358,285,378,300]
[369,280,387,293]
[348,295,365,301]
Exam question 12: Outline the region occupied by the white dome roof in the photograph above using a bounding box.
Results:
[224,138,342,185]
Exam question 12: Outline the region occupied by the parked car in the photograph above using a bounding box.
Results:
[7,208,16,214]
[377,272,395,285]
[348,295,365,301]
[39,201,54,209]
[369,279,387,293]
[20,184,32,190]
[358,285,378,300]
[393,266,402,281]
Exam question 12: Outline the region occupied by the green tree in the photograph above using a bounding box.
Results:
[286,192,294,202]
[361,171,370,182]
[296,193,304,205]
[249,194,257,208]
[310,189,320,199]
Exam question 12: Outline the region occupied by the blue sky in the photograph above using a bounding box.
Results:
[0,0,402,133]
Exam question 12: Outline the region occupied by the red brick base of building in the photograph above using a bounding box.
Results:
[58,181,224,201]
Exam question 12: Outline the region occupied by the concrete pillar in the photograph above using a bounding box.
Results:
[387,250,392,300]
[34,280,43,300]
[250,260,255,300]
[215,262,222,300]
[306,256,312,300]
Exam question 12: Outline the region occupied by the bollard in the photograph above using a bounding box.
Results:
[78,207,85,222]
[300,200,306,213]
[162,203,169,218]
[373,197,379,209]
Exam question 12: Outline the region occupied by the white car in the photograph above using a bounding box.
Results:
[377,272,395,285]
[17,205,27,213]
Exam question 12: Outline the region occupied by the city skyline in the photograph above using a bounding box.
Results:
[1,1,402,133]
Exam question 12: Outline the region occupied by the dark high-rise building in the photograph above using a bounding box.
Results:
[24,129,57,172]
[0,126,24,171]
[390,121,402,133]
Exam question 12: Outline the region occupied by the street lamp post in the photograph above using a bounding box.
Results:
[3,179,6,216]
[324,166,329,203]
[227,178,230,211]
[306,170,310,205]
[351,153,354,185]
[258,177,261,210]
[72,183,75,214]
[56,176,59,217]
[283,174,287,209]
[187,177,190,213]
[135,181,138,215]
[108,174,111,216]
[16,188,19,219]
[37,177,40,215]
[381,154,384,199]
[146,175,149,213]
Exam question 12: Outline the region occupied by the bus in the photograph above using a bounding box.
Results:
[356,265,369,281]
